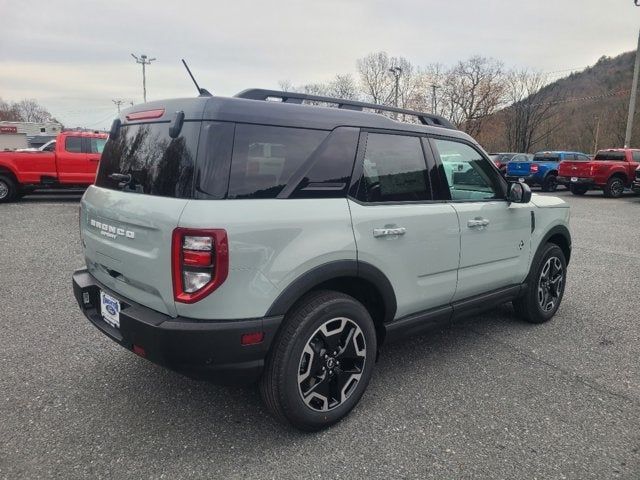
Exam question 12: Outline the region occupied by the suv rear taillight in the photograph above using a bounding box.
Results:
[171,228,229,303]
[530,164,539,173]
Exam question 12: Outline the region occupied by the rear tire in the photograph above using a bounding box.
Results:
[0,175,17,203]
[513,243,567,324]
[260,290,377,431]
[603,176,625,198]
[570,184,588,195]
[542,174,558,192]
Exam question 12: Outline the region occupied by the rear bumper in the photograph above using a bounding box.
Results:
[506,175,539,185]
[557,176,595,186]
[632,180,640,193]
[72,269,282,385]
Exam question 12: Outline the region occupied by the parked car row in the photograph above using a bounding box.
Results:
[490,149,640,198]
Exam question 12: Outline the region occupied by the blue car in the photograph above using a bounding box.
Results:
[506,151,591,192]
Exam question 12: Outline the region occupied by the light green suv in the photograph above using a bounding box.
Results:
[72,89,571,431]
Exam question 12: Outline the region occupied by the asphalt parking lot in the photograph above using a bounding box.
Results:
[1,189,639,479]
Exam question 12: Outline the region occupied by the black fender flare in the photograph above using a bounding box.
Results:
[265,260,397,322]
[538,224,572,265]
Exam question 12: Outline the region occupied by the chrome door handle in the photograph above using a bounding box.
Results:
[467,218,490,228]
[373,227,407,238]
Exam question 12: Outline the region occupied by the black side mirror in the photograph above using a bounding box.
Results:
[507,181,532,203]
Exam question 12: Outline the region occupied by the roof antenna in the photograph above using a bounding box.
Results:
[181,59,212,97]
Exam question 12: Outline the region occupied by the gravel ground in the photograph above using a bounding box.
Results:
[1,189,639,479]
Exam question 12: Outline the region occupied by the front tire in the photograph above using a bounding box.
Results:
[260,291,377,431]
[0,175,17,203]
[603,176,625,198]
[513,243,567,324]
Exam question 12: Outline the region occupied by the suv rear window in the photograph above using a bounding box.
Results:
[533,155,560,162]
[96,122,198,198]
[594,151,626,161]
[227,124,328,199]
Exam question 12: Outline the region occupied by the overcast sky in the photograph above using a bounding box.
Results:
[1,0,639,129]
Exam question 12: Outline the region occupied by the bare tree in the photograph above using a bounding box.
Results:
[356,52,395,104]
[502,70,558,152]
[14,99,55,123]
[327,74,359,100]
[443,56,506,136]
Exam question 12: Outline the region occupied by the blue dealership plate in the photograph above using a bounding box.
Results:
[100,291,120,328]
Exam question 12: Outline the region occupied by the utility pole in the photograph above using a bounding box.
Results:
[431,84,440,114]
[593,115,601,154]
[131,53,156,103]
[624,29,640,147]
[388,66,402,119]
[112,99,125,113]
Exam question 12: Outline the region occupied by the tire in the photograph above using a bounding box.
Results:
[542,174,558,192]
[260,290,377,431]
[513,243,567,324]
[570,184,588,195]
[0,175,17,203]
[603,176,625,198]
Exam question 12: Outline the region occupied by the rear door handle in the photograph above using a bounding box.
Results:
[467,218,490,228]
[373,227,407,238]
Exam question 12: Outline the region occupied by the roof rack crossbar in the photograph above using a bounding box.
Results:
[234,88,456,130]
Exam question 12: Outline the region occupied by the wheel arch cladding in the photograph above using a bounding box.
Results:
[542,225,572,265]
[265,260,397,335]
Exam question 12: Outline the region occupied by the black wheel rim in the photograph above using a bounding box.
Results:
[548,177,557,191]
[297,317,367,412]
[0,180,8,200]
[537,256,563,312]
[611,180,623,197]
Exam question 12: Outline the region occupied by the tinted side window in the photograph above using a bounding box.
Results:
[578,154,590,161]
[90,138,106,154]
[433,138,500,201]
[632,151,640,162]
[228,125,328,199]
[65,137,83,153]
[357,133,430,203]
[563,154,576,161]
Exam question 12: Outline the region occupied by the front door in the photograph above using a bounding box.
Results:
[348,131,460,320]
[429,138,532,301]
[56,135,87,184]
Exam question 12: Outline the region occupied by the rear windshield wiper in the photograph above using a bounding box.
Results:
[108,172,143,193]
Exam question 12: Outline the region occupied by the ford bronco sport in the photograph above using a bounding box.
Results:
[72,89,571,431]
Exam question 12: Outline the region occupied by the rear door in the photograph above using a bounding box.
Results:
[56,135,87,183]
[82,119,201,317]
[348,131,460,320]
[429,137,532,300]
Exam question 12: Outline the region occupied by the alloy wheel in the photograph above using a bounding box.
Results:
[0,180,9,200]
[297,317,367,412]
[537,256,563,312]
[611,179,624,197]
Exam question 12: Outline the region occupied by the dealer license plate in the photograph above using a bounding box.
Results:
[100,291,120,328]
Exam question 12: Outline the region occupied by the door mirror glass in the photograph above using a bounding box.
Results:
[508,181,532,203]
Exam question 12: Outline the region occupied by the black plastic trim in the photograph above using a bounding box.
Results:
[539,224,572,265]
[265,260,397,322]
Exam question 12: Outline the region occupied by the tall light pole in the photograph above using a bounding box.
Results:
[431,84,440,114]
[388,66,402,119]
[112,99,125,113]
[624,29,640,147]
[131,53,156,103]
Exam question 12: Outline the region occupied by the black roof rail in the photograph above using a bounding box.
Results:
[234,88,457,130]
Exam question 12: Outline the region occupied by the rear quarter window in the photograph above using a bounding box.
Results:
[227,124,329,199]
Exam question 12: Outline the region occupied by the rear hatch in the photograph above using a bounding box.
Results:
[80,101,204,317]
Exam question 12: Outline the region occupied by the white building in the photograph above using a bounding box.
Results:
[0,121,63,151]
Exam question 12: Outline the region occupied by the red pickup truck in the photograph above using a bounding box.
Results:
[558,148,640,197]
[0,131,107,202]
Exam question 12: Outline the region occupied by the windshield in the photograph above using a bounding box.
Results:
[594,151,625,161]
